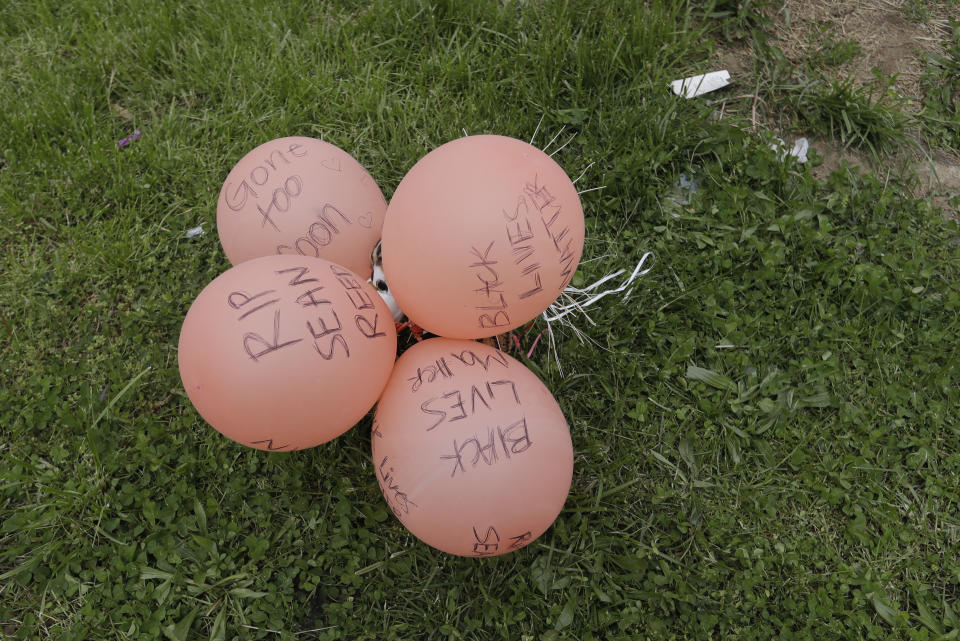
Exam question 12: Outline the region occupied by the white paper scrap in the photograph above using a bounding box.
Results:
[789,137,809,163]
[670,70,731,98]
[771,137,810,163]
[185,225,205,238]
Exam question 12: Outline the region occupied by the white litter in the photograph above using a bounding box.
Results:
[185,225,205,238]
[670,70,731,98]
[771,137,809,163]
[666,172,700,206]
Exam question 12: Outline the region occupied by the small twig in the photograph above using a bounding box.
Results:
[150,390,175,413]
[91,367,151,429]
[750,79,761,130]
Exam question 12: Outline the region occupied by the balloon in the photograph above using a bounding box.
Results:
[217,136,387,278]
[371,338,573,556]
[178,255,397,451]
[381,135,585,339]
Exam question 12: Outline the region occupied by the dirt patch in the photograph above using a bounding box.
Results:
[717,42,754,79]
[711,0,960,220]
[807,135,872,180]
[773,0,960,220]
[771,0,955,107]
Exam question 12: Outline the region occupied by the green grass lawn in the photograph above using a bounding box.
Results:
[2,1,959,639]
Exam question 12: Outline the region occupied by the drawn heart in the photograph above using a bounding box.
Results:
[358,212,374,229]
[320,157,342,172]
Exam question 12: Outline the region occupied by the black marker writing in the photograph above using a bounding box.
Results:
[306,306,341,338]
[250,438,293,451]
[331,266,375,311]
[227,289,279,321]
[524,174,576,291]
[507,531,532,550]
[504,194,543,300]
[471,526,500,556]
[296,286,329,308]
[450,349,509,371]
[242,309,303,361]
[378,456,417,518]
[314,334,349,360]
[469,242,511,329]
[419,379,521,430]
[320,157,342,172]
[440,417,532,477]
[355,313,386,339]
[275,203,354,257]
[254,175,302,232]
[222,142,306,215]
[276,266,319,286]
[329,264,384,341]
[223,180,258,212]
[408,357,454,392]
[306,305,351,360]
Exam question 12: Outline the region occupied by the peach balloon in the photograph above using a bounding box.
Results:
[178,255,397,451]
[217,136,387,278]
[372,338,573,556]
[381,135,585,339]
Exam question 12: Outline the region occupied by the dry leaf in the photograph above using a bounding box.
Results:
[110,103,133,121]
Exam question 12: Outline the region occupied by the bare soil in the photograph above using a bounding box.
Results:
[715,0,960,220]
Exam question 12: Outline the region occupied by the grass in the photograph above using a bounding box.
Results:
[792,71,912,155]
[809,29,861,68]
[1,1,959,640]
[919,19,960,151]
[747,36,914,157]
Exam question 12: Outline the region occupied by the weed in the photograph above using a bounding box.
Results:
[694,0,774,41]
[810,30,862,68]
[919,19,960,149]
[750,37,912,155]
[793,71,912,154]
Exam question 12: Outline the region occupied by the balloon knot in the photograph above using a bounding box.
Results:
[396,321,426,342]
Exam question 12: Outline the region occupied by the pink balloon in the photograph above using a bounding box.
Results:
[178,255,397,451]
[216,137,387,278]
[372,338,573,556]
[381,135,585,339]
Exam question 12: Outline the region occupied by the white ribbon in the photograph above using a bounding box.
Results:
[542,252,654,323]
[537,252,655,376]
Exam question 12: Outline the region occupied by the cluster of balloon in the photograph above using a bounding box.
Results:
[178,133,585,557]
[179,137,397,451]
[374,135,585,556]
